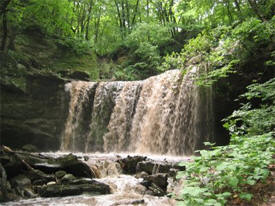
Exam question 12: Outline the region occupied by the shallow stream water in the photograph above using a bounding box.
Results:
[3,152,189,206]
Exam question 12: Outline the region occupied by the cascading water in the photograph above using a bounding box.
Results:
[61,81,97,152]
[61,69,214,155]
[86,82,125,152]
[103,81,142,152]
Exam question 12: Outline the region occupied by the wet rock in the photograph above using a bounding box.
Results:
[68,71,90,81]
[112,199,145,205]
[135,171,149,179]
[9,174,37,199]
[55,153,95,178]
[142,173,168,192]
[117,155,147,174]
[37,179,111,197]
[55,170,66,178]
[1,154,25,178]
[146,184,166,196]
[32,179,47,185]
[84,156,89,161]
[61,174,76,182]
[22,187,37,198]
[140,173,168,196]
[0,148,108,202]
[47,181,56,185]
[136,160,185,175]
[22,144,38,153]
[33,153,96,178]
[10,175,31,187]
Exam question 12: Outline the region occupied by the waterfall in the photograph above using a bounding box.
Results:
[61,81,97,151]
[61,69,214,155]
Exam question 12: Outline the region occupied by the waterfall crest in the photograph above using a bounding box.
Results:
[61,69,214,155]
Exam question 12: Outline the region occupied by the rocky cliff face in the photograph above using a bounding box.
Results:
[0,73,67,151]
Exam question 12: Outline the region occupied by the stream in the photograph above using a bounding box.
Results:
[3,152,189,206]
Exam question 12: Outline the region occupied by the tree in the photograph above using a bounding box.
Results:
[0,0,12,51]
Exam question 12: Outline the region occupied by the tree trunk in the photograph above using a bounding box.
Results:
[85,0,93,40]
[114,0,124,38]
[146,0,149,18]
[1,0,12,52]
[247,0,265,21]
[8,28,16,50]
[121,0,127,35]
[94,8,102,43]
[125,0,130,31]
[131,0,140,26]
[1,12,8,52]
[234,0,243,20]
[0,0,12,15]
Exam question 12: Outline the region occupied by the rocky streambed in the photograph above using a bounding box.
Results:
[0,146,188,205]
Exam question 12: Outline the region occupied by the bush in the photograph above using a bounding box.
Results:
[55,38,92,55]
[177,77,275,206]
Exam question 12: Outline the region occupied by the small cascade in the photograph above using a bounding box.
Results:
[60,81,97,151]
[61,69,214,155]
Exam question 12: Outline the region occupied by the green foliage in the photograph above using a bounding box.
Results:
[159,17,274,85]
[55,38,92,55]
[19,0,74,36]
[224,78,275,136]
[177,77,275,205]
[126,23,171,48]
[112,23,173,80]
[178,134,274,205]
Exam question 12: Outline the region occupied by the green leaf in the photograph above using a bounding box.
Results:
[246,179,256,185]
[221,192,232,198]
[228,177,239,188]
[239,193,253,201]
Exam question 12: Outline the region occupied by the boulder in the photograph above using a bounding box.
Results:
[117,155,147,174]
[37,179,111,197]
[32,153,96,178]
[10,175,31,187]
[55,170,66,179]
[61,174,76,182]
[136,160,185,175]
[58,70,90,81]
[55,153,96,178]
[142,173,168,192]
[68,71,90,81]
[140,173,168,196]
[22,144,38,153]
